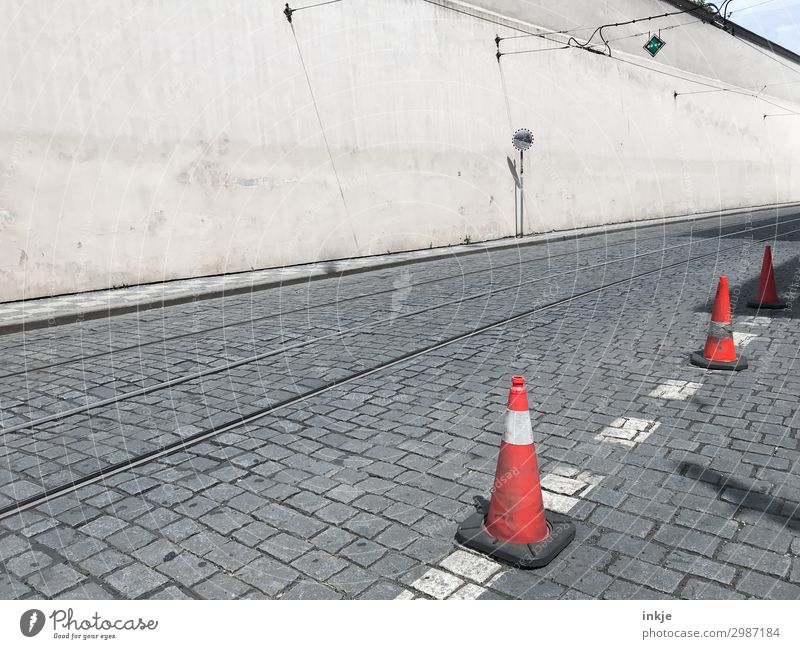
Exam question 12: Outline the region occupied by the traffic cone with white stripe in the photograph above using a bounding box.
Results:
[748,246,787,309]
[455,376,575,568]
[690,275,748,371]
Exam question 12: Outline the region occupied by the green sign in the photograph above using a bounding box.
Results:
[644,34,665,57]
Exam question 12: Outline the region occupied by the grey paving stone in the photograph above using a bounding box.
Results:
[653,525,721,558]
[357,581,408,600]
[549,564,614,597]
[680,578,747,600]
[162,518,204,543]
[664,550,737,585]
[375,523,420,550]
[105,564,169,598]
[232,521,277,547]
[260,534,313,563]
[60,581,116,599]
[200,510,251,536]
[0,535,29,561]
[718,543,791,578]
[281,581,342,600]
[327,565,377,597]
[157,553,216,585]
[5,550,55,577]
[589,506,654,538]
[25,563,87,597]
[735,571,800,599]
[180,531,229,557]
[133,539,182,567]
[607,557,683,594]
[194,573,253,599]
[236,557,299,597]
[595,532,668,565]
[316,502,358,525]
[204,541,260,572]
[403,537,454,564]
[338,539,386,567]
[150,585,194,600]
[79,515,128,539]
[2,213,797,603]
[601,578,672,600]
[0,571,32,598]
[291,551,349,581]
[734,522,795,554]
[80,549,133,577]
[673,509,739,539]
[343,513,392,538]
[489,572,566,600]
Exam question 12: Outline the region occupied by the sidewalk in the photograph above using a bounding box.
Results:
[1,202,796,335]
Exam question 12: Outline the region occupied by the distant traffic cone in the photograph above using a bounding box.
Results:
[748,246,787,309]
[455,376,575,568]
[690,275,748,371]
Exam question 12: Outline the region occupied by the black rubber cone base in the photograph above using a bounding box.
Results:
[747,299,788,309]
[690,351,748,371]
[455,505,575,569]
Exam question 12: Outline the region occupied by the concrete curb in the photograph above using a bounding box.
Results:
[2,201,798,336]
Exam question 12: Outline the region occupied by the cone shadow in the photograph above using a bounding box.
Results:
[689,258,800,318]
[678,461,800,529]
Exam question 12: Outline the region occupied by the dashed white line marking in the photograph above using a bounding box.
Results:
[733,332,759,348]
[595,416,660,448]
[738,316,772,327]
[541,465,604,512]
[449,583,487,600]
[410,568,464,599]
[540,474,586,496]
[440,549,501,583]
[542,491,579,514]
[648,379,702,401]
[439,466,607,599]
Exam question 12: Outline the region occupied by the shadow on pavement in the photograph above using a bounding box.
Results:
[690,212,800,242]
[688,257,800,318]
[678,461,800,530]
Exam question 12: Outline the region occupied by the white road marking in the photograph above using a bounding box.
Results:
[437,466,607,599]
[410,568,464,599]
[738,316,772,327]
[733,332,759,348]
[542,491,579,514]
[595,416,660,448]
[439,549,501,583]
[648,379,702,401]
[540,474,586,495]
[449,583,487,599]
[394,589,415,600]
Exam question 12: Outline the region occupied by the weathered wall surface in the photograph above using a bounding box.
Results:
[1,0,799,301]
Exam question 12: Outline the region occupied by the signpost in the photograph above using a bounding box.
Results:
[511,128,533,237]
[644,33,666,57]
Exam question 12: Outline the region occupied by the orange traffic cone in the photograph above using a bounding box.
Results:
[690,275,748,371]
[455,376,574,568]
[748,246,787,309]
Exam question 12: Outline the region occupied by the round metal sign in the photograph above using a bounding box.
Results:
[512,128,533,151]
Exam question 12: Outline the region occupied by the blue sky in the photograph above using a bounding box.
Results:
[725,0,800,53]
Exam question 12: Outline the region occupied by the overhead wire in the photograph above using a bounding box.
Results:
[563,3,720,56]
[284,4,360,251]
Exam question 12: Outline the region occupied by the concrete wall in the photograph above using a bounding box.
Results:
[1,0,799,301]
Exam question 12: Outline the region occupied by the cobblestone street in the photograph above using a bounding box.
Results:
[2,207,800,600]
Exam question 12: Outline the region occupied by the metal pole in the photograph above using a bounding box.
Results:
[514,173,519,237]
[519,149,524,237]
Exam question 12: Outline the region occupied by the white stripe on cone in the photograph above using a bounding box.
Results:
[503,409,534,445]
